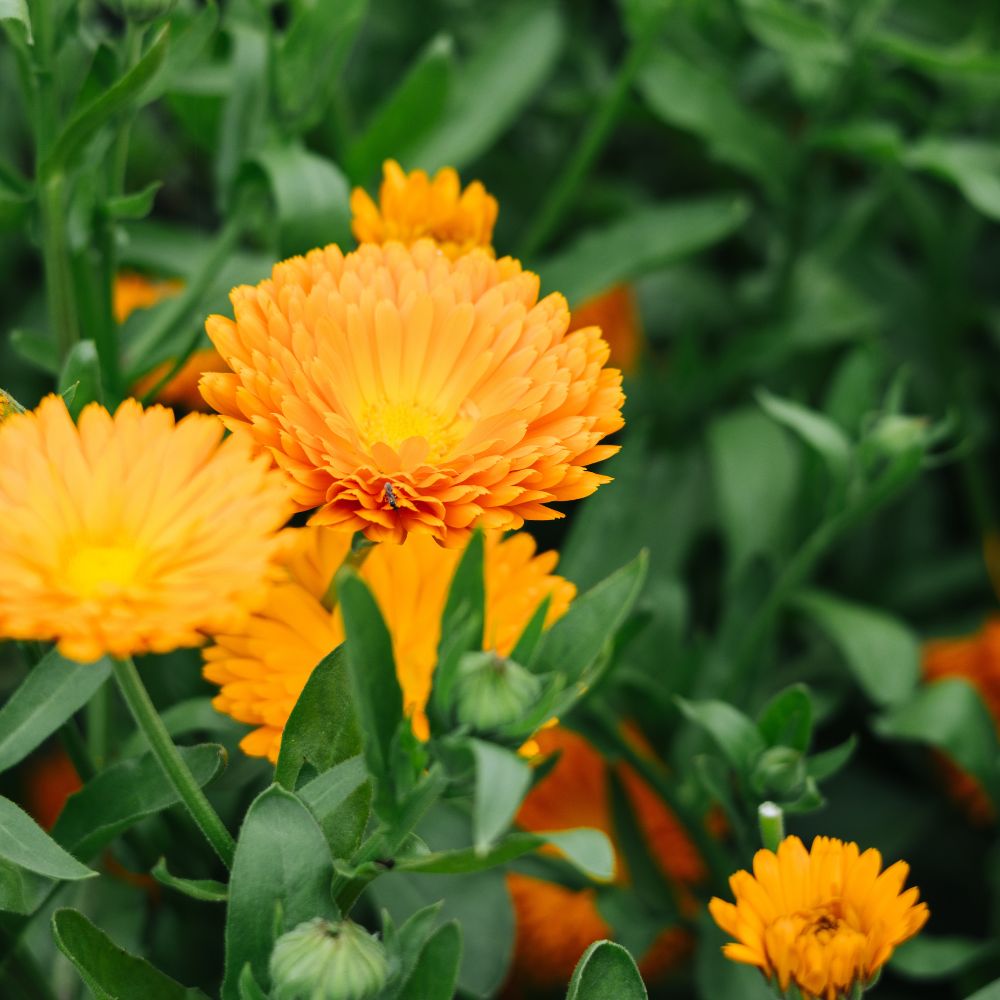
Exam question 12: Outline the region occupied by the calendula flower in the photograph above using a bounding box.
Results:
[571,285,642,374]
[710,835,929,1000]
[350,159,498,259]
[505,726,704,994]
[0,396,290,662]
[204,528,575,761]
[200,240,624,545]
[114,271,184,324]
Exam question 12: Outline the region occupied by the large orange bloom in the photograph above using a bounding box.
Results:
[710,836,928,1000]
[570,285,641,374]
[351,159,498,260]
[0,396,290,662]
[204,528,575,761]
[505,727,704,994]
[200,240,624,546]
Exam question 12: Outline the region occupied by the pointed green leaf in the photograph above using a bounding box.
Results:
[152,858,227,903]
[58,340,105,417]
[298,755,371,860]
[0,797,94,881]
[676,698,766,774]
[105,181,162,221]
[470,740,531,853]
[757,684,813,752]
[400,921,462,1000]
[757,389,852,483]
[566,940,647,999]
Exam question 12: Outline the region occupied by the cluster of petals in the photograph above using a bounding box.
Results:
[0,396,290,662]
[350,159,498,259]
[199,239,624,545]
[710,835,929,1000]
[204,527,575,761]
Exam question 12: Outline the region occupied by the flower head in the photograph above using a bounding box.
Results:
[710,835,929,1000]
[114,271,183,324]
[204,527,575,761]
[200,240,624,545]
[350,159,498,259]
[0,396,290,662]
[506,726,704,992]
[571,285,642,374]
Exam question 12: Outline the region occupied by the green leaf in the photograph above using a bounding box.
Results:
[222,785,337,1000]
[510,595,552,666]
[58,340,104,418]
[0,649,110,774]
[242,145,352,257]
[806,735,857,781]
[347,34,455,183]
[965,979,1000,1000]
[874,680,1000,806]
[0,797,95,881]
[338,568,404,816]
[696,910,776,999]
[757,684,813,752]
[407,1,564,171]
[470,739,531,852]
[400,921,462,1000]
[298,755,371,860]
[275,645,361,790]
[43,26,170,176]
[792,589,920,705]
[891,935,994,980]
[756,389,852,483]
[0,858,56,916]
[565,940,647,1000]
[53,908,208,999]
[905,138,1000,221]
[676,698,766,774]
[0,0,31,44]
[52,744,227,860]
[105,181,162,221]
[544,828,615,883]
[152,858,227,903]
[708,408,800,577]
[637,50,790,201]
[539,196,750,307]
[121,696,239,757]
[10,328,59,374]
[238,964,270,1000]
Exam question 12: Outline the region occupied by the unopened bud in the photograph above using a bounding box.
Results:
[269,918,388,1000]
[867,414,928,457]
[453,651,542,735]
[751,747,807,799]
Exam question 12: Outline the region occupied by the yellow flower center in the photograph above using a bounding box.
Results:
[359,400,464,461]
[66,545,143,599]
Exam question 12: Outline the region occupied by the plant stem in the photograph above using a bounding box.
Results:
[59,719,97,783]
[111,656,235,868]
[757,801,785,852]
[38,172,80,360]
[321,533,376,612]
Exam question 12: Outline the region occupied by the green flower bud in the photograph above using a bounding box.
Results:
[269,918,388,1000]
[453,651,542,735]
[101,0,179,23]
[751,747,807,799]
[867,414,928,458]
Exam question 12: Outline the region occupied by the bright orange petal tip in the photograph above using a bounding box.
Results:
[350,158,498,260]
[570,284,642,374]
[0,395,291,662]
[200,240,625,546]
[710,835,929,1000]
[204,527,575,762]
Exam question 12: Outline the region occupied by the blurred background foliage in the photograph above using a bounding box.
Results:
[5,0,1000,997]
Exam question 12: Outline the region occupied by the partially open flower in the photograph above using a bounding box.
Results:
[0,396,290,662]
[200,240,624,545]
[570,285,642,374]
[204,528,575,761]
[710,835,929,1000]
[350,159,498,259]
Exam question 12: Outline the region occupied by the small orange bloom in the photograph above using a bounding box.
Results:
[710,836,928,1000]
[570,285,641,374]
[351,159,498,259]
[22,747,82,830]
[505,726,703,994]
[113,271,183,324]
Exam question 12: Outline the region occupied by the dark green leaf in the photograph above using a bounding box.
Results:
[565,940,647,1000]
[152,858,227,903]
[0,797,94,881]
[510,595,552,666]
[756,389,852,483]
[0,649,110,774]
[52,744,226,860]
[676,698,766,773]
[0,858,56,915]
[757,684,813,752]
[400,921,462,1000]
[58,340,104,417]
[892,935,994,980]
[470,739,531,852]
[222,785,337,1000]
[275,645,361,790]
[53,908,208,999]
[105,181,162,221]
[10,328,59,374]
[298,755,371,860]
[806,735,857,781]
[121,696,239,757]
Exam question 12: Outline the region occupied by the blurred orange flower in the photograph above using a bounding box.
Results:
[504,726,704,994]
[22,746,81,830]
[570,285,641,374]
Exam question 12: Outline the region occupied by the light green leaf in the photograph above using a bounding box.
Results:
[399,921,462,1000]
[298,755,371,860]
[676,698,766,773]
[891,935,993,980]
[0,649,110,774]
[965,979,1000,1000]
[152,858,227,903]
[0,858,56,915]
[470,740,531,853]
[566,940,647,1000]
[0,0,31,43]
[756,388,852,483]
[58,340,104,418]
[0,797,94,881]
[105,181,162,221]
[905,138,1000,222]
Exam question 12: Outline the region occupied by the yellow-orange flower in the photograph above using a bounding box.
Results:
[505,726,704,994]
[200,240,624,546]
[0,396,290,662]
[204,528,575,761]
[570,285,641,374]
[710,835,929,1000]
[114,271,184,324]
[351,159,498,260]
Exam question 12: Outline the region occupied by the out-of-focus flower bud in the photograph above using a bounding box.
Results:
[867,414,929,458]
[751,746,807,799]
[453,651,542,735]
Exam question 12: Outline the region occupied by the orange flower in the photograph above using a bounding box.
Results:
[351,159,498,260]
[22,747,82,831]
[113,271,183,324]
[505,726,703,994]
[204,528,575,761]
[570,285,641,374]
[0,396,290,662]
[710,836,929,1000]
[200,240,624,546]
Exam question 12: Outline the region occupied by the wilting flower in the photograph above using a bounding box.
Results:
[710,835,929,1000]
[350,159,498,260]
[571,285,642,374]
[200,240,624,545]
[505,726,704,994]
[204,528,575,761]
[0,396,289,662]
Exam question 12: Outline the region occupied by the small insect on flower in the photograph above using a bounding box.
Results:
[383,481,398,510]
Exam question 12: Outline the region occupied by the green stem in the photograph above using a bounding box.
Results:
[519,30,656,260]
[321,533,376,612]
[85,684,110,770]
[38,172,80,360]
[59,719,97,783]
[757,801,785,852]
[111,656,235,868]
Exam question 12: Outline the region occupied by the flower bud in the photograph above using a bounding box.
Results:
[453,651,542,735]
[269,918,388,1000]
[101,0,179,23]
[751,747,807,799]
[867,414,928,458]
